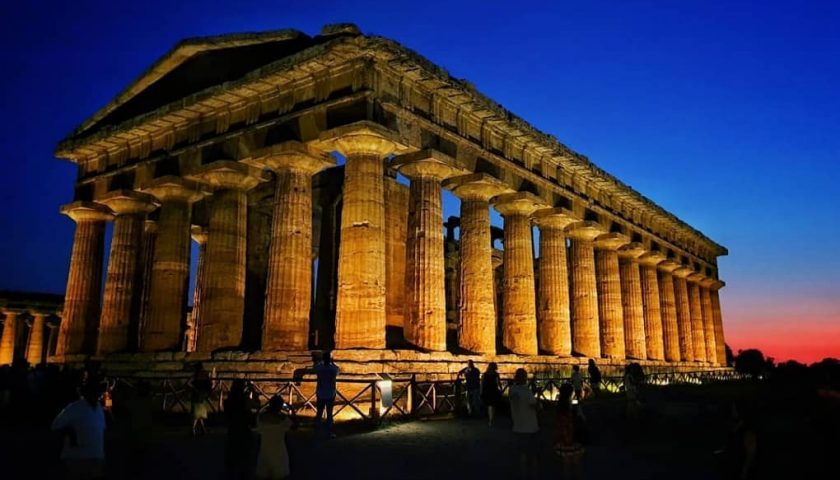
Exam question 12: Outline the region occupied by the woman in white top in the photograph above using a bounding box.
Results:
[51,381,107,479]
[509,368,540,479]
[255,396,296,479]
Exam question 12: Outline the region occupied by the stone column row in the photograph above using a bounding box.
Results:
[1,310,57,366]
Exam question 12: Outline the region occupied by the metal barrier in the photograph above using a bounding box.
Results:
[108,369,745,423]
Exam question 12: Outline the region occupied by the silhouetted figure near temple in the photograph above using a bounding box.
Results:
[51,380,106,479]
[256,396,296,479]
[509,368,539,479]
[191,362,212,436]
[458,360,481,417]
[716,401,758,480]
[122,380,155,479]
[481,362,502,427]
[295,351,340,439]
[623,363,645,421]
[555,382,584,480]
[224,379,259,479]
[570,365,584,401]
[587,359,602,396]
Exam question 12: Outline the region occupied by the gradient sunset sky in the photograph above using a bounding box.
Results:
[1,1,837,363]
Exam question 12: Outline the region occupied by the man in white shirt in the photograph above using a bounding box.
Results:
[51,381,106,479]
[509,368,539,479]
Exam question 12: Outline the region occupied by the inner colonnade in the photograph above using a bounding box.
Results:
[50,24,729,368]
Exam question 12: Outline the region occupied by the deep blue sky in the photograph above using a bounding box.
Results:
[1,1,838,361]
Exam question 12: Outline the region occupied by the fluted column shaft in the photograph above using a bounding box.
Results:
[457,198,496,353]
[141,182,196,351]
[700,285,717,364]
[26,313,46,365]
[500,213,537,354]
[135,221,157,350]
[187,227,207,352]
[673,274,694,362]
[57,203,111,355]
[639,261,664,360]
[537,227,571,355]
[595,246,625,359]
[711,288,726,365]
[0,312,19,365]
[658,268,680,362]
[570,238,600,357]
[331,131,394,349]
[619,256,646,359]
[687,280,707,362]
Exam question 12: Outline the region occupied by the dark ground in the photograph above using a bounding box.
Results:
[1,381,836,479]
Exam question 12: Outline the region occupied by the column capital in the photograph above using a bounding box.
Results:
[565,220,605,241]
[190,225,208,244]
[1,308,24,317]
[687,272,705,283]
[316,121,408,157]
[186,160,266,191]
[594,232,630,251]
[392,149,469,180]
[492,191,549,216]
[243,141,334,174]
[638,251,666,266]
[96,190,158,216]
[141,176,205,203]
[672,265,693,279]
[708,279,725,290]
[533,207,579,230]
[60,201,113,223]
[699,276,717,289]
[443,173,512,201]
[657,258,681,273]
[618,242,646,260]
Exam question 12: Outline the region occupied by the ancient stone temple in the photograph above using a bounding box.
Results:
[51,24,728,378]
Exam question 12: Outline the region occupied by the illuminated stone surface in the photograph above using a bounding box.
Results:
[25,313,47,365]
[96,191,157,354]
[595,233,629,359]
[0,310,19,365]
[57,202,112,355]
[186,225,208,352]
[687,274,707,363]
[672,267,695,362]
[618,243,647,360]
[385,178,409,330]
[699,279,718,364]
[657,260,681,362]
[710,283,727,366]
[567,221,604,358]
[638,253,665,361]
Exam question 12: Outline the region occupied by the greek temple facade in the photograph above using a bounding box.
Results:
[47,24,729,374]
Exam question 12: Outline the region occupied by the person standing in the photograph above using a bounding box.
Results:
[509,368,540,479]
[481,362,502,427]
[555,382,585,480]
[191,363,212,436]
[458,360,482,417]
[313,351,339,438]
[51,381,107,480]
[224,379,259,479]
[587,359,602,395]
[255,397,296,479]
[570,365,584,401]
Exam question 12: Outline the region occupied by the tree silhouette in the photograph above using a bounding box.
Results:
[735,348,767,377]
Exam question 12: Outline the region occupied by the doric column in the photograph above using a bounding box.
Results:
[493,192,545,355]
[57,201,113,355]
[657,259,681,362]
[25,312,47,365]
[638,252,665,360]
[395,150,466,351]
[140,177,203,351]
[618,243,647,360]
[445,174,510,354]
[186,225,208,352]
[687,273,707,363]
[594,233,629,359]
[0,310,21,365]
[710,281,727,366]
[135,220,157,350]
[96,191,157,354]
[188,161,263,352]
[672,266,695,362]
[245,142,333,350]
[533,208,579,356]
[699,278,718,364]
[566,221,605,358]
[318,122,400,349]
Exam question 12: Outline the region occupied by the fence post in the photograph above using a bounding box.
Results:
[370,380,379,421]
[408,374,416,416]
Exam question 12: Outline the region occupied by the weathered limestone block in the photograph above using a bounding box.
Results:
[140,177,203,351]
[687,274,707,363]
[244,142,333,350]
[444,174,511,355]
[493,192,546,355]
[566,221,604,358]
[672,267,695,362]
[188,162,263,351]
[618,243,646,360]
[57,201,112,355]
[319,122,403,349]
[384,177,409,329]
[657,260,681,362]
[595,233,628,359]
[186,225,208,352]
[0,310,20,365]
[533,208,578,356]
[710,282,727,366]
[395,150,467,352]
[26,313,47,365]
[97,191,157,354]
[638,253,665,360]
[699,279,718,364]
